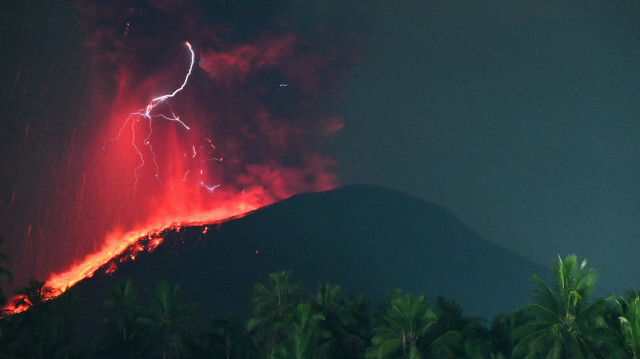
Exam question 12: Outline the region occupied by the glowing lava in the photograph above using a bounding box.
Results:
[9,194,265,313]
[7,41,269,313]
[7,3,349,313]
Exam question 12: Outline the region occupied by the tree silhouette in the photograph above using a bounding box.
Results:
[1,280,77,359]
[366,289,436,359]
[97,278,142,358]
[275,301,332,359]
[13,279,58,311]
[313,283,370,359]
[512,255,610,359]
[603,290,640,359]
[429,296,491,358]
[205,316,256,359]
[248,270,299,358]
[137,280,196,359]
[4,257,640,358]
[490,310,532,358]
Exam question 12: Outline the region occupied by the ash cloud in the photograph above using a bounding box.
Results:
[4,0,363,294]
[76,0,357,198]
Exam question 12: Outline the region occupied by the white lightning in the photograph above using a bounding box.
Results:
[103,42,196,191]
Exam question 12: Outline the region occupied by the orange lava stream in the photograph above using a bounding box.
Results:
[7,197,266,314]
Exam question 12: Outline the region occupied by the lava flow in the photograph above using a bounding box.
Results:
[10,198,262,314]
[8,41,278,312]
[6,41,266,312]
[6,1,353,314]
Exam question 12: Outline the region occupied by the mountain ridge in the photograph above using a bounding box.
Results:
[67,184,549,346]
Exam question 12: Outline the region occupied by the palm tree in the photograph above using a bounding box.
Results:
[602,290,640,359]
[2,280,74,359]
[512,255,611,359]
[366,289,437,359]
[275,301,333,359]
[47,288,82,359]
[313,283,370,358]
[247,270,299,358]
[13,279,58,311]
[428,296,490,358]
[344,294,373,356]
[104,278,138,340]
[137,280,196,359]
[206,316,256,359]
[490,310,532,358]
[98,278,142,358]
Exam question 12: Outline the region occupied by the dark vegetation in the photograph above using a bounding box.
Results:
[64,185,550,324]
[0,188,631,358]
[2,253,640,359]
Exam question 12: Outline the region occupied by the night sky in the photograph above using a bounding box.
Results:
[333,0,640,292]
[2,0,640,293]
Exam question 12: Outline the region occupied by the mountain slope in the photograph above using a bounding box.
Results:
[70,185,548,345]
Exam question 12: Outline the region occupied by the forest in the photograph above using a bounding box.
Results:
[0,236,637,359]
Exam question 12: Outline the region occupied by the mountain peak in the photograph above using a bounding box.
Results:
[69,185,547,347]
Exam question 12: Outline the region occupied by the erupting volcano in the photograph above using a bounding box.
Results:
[3,1,356,308]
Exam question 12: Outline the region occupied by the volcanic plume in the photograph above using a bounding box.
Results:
[4,0,356,296]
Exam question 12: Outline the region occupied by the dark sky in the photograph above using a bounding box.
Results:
[333,0,640,291]
[1,0,640,292]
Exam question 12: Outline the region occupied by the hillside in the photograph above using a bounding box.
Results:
[69,185,548,346]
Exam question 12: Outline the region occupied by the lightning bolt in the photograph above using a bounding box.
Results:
[103,41,222,194]
[143,42,194,119]
[103,42,205,191]
[200,182,220,192]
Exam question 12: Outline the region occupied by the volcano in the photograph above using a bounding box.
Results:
[62,185,547,347]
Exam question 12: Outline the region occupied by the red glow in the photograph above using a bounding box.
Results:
[8,198,265,313]
[8,3,352,313]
